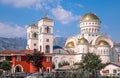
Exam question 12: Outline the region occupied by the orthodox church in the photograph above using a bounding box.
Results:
[26,12,120,69]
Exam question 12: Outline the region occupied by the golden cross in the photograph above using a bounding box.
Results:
[88,8,92,13]
[32,20,35,24]
[45,12,48,18]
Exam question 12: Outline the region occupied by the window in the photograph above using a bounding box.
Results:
[46,57,50,62]
[34,43,36,46]
[40,46,42,51]
[40,27,42,33]
[15,66,22,72]
[33,33,38,39]
[17,56,21,61]
[113,70,117,73]
[46,39,49,42]
[106,70,109,73]
[6,56,12,61]
[46,67,50,72]
[46,45,50,53]
[45,27,50,33]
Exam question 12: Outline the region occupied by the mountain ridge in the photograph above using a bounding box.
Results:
[0,37,67,51]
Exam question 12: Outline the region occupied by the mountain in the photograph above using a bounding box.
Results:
[0,37,27,51]
[0,37,67,51]
[55,37,67,47]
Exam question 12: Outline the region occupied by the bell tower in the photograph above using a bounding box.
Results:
[26,21,38,50]
[38,15,54,53]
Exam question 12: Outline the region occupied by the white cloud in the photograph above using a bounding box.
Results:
[75,3,84,8]
[54,34,62,38]
[0,22,26,38]
[0,0,60,10]
[51,6,80,24]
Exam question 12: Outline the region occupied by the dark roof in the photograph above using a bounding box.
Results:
[105,62,120,67]
[53,45,62,50]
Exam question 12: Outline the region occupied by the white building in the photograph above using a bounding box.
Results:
[26,12,120,69]
[26,15,54,54]
[101,62,120,76]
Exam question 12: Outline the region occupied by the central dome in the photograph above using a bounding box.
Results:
[81,13,100,21]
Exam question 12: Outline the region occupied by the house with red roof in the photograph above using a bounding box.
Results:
[0,50,52,73]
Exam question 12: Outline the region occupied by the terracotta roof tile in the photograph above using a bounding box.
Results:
[0,50,53,56]
[0,50,34,55]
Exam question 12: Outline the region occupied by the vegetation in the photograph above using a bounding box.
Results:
[0,61,12,75]
[79,52,105,78]
[58,61,69,68]
[26,50,45,72]
[0,61,12,71]
[52,62,55,69]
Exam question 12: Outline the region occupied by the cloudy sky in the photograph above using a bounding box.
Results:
[0,0,120,42]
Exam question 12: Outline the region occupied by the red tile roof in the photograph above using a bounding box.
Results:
[0,50,53,56]
[0,50,34,56]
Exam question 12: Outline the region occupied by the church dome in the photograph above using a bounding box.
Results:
[78,34,88,44]
[81,13,100,21]
[66,42,75,47]
[97,40,109,46]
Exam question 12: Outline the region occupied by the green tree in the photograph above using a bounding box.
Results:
[26,51,45,72]
[58,61,69,68]
[0,61,12,74]
[80,53,105,78]
[26,51,45,78]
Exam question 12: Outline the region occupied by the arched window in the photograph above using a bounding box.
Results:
[15,66,22,72]
[45,27,50,33]
[40,27,42,33]
[46,45,50,53]
[40,46,42,51]
[33,33,38,39]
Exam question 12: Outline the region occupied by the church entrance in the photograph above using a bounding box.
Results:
[15,65,23,72]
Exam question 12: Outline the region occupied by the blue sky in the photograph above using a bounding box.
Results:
[0,0,120,42]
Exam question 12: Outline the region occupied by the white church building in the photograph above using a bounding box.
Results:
[26,12,120,69]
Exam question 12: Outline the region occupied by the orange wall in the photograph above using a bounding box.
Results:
[12,55,52,72]
[12,56,30,72]
[42,57,52,72]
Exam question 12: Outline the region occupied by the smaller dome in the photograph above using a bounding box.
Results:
[53,45,62,50]
[78,34,88,44]
[81,13,100,21]
[97,40,109,46]
[66,42,75,47]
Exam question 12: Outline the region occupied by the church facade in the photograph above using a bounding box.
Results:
[26,12,120,69]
